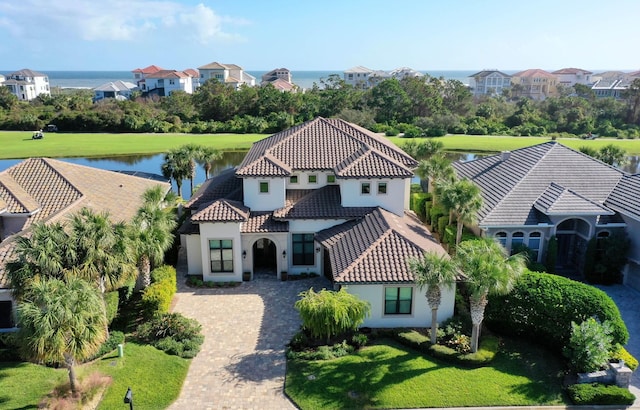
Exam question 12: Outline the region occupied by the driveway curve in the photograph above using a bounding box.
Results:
[169,257,330,410]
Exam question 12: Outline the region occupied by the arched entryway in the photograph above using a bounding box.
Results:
[252,238,277,276]
[555,218,591,275]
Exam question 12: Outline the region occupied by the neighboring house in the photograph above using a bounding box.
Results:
[344,66,374,89]
[261,68,296,91]
[179,117,454,328]
[1,69,50,101]
[93,80,138,102]
[0,158,171,330]
[511,69,559,100]
[452,142,640,291]
[468,70,512,97]
[263,78,297,92]
[389,67,424,80]
[132,65,164,90]
[141,70,195,96]
[183,68,200,90]
[344,66,424,90]
[591,78,631,99]
[552,68,593,88]
[198,62,256,90]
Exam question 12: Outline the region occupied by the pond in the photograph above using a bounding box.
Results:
[0,151,639,200]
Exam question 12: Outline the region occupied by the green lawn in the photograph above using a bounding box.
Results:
[3,130,640,159]
[0,342,189,409]
[285,338,568,409]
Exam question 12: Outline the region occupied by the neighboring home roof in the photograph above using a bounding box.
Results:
[512,69,557,78]
[183,68,199,78]
[273,186,375,220]
[146,70,190,79]
[389,67,424,78]
[317,208,447,284]
[236,117,417,178]
[452,142,623,227]
[132,65,165,74]
[552,68,593,75]
[470,70,511,78]
[263,78,295,91]
[191,199,249,223]
[93,80,137,92]
[198,62,242,70]
[594,71,628,80]
[345,66,373,74]
[606,174,640,220]
[0,158,171,288]
[7,69,47,78]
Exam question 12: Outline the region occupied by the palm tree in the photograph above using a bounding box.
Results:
[178,144,203,195]
[455,238,526,352]
[409,252,458,345]
[196,146,223,179]
[402,139,443,160]
[130,188,177,288]
[17,276,107,395]
[440,179,483,246]
[416,154,455,206]
[161,148,190,197]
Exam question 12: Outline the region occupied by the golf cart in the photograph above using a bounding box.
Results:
[32,130,43,139]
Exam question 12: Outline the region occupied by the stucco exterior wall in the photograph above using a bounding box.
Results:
[199,222,243,282]
[340,178,408,216]
[286,171,335,190]
[344,283,456,328]
[242,178,286,211]
[182,233,203,275]
[240,232,288,279]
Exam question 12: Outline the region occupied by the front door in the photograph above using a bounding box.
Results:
[253,238,277,275]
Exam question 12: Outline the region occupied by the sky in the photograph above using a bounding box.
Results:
[0,0,638,72]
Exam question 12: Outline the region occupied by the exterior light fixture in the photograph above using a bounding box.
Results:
[242,250,247,259]
[316,247,321,253]
[123,387,133,409]
[282,250,287,259]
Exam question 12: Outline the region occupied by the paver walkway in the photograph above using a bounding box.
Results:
[168,254,330,410]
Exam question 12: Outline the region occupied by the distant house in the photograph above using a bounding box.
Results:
[132,65,164,89]
[552,68,593,88]
[343,66,374,89]
[389,67,424,80]
[141,70,195,96]
[179,117,455,328]
[0,158,171,330]
[468,70,512,97]
[261,68,296,91]
[198,62,256,90]
[93,80,138,102]
[453,142,640,291]
[263,78,297,92]
[344,66,424,90]
[511,69,559,100]
[591,78,631,99]
[1,69,50,101]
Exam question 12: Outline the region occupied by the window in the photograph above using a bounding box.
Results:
[596,231,610,258]
[259,181,269,193]
[495,232,507,247]
[0,301,13,328]
[378,182,387,194]
[385,287,413,314]
[361,182,371,195]
[292,233,315,266]
[511,232,524,253]
[308,175,317,184]
[528,232,541,261]
[209,240,233,273]
[327,175,336,184]
[290,175,299,184]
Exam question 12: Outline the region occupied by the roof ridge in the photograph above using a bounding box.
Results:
[336,223,393,282]
[0,175,40,213]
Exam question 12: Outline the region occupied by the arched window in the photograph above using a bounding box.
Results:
[511,232,524,253]
[494,232,507,247]
[528,232,542,261]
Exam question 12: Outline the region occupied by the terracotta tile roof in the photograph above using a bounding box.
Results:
[512,69,557,78]
[273,186,375,220]
[183,68,199,77]
[185,168,242,210]
[146,70,190,79]
[236,117,416,178]
[335,149,414,178]
[552,68,593,75]
[241,212,289,233]
[0,158,170,288]
[453,142,623,227]
[317,209,447,284]
[132,65,165,74]
[191,199,249,223]
[534,182,614,216]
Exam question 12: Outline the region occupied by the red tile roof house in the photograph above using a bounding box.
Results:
[0,158,171,330]
[453,142,640,291]
[179,117,454,328]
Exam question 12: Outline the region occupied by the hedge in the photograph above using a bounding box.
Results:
[485,272,629,352]
[410,193,430,219]
[104,291,119,325]
[437,216,449,239]
[429,204,447,230]
[141,265,178,317]
[567,383,635,405]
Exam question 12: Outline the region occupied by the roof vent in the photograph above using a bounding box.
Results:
[500,151,511,162]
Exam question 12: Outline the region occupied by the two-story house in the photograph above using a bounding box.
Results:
[179,117,454,328]
[468,70,512,97]
[511,69,559,100]
[142,70,195,96]
[1,69,50,101]
[261,68,296,91]
[343,66,374,89]
[552,67,593,89]
[198,62,256,90]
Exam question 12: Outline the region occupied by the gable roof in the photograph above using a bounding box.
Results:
[534,182,614,216]
[185,168,242,211]
[470,70,511,78]
[273,185,375,220]
[552,68,593,75]
[191,199,249,223]
[132,65,164,74]
[512,69,557,78]
[7,69,47,78]
[317,208,447,284]
[344,66,373,74]
[93,80,137,92]
[0,158,170,288]
[453,142,623,227]
[236,117,417,178]
[606,174,640,220]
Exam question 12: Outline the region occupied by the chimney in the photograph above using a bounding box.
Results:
[500,151,511,162]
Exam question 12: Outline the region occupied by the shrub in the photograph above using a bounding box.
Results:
[351,333,368,348]
[151,265,177,286]
[545,236,558,274]
[410,193,430,219]
[287,340,355,361]
[437,216,449,239]
[610,344,639,371]
[89,331,125,360]
[136,313,204,358]
[485,272,629,352]
[141,266,178,317]
[443,225,455,245]
[424,202,433,225]
[103,291,119,325]
[563,318,614,372]
[429,204,446,230]
[0,332,19,361]
[567,383,635,405]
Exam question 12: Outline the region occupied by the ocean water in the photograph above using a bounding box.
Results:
[1,69,482,90]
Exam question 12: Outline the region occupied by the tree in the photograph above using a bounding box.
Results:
[130,187,177,288]
[622,78,640,124]
[0,86,18,110]
[440,179,483,245]
[295,288,371,344]
[196,146,223,179]
[177,144,203,195]
[17,276,107,395]
[597,144,628,167]
[579,146,599,158]
[161,148,190,197]
[409,252,458,344]
[415,154,455,205]
[455,238,526,352]
[401,138,444,160]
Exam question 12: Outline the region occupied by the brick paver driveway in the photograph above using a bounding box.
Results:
[169,260,330,410]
